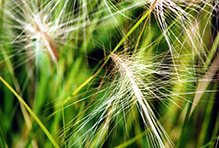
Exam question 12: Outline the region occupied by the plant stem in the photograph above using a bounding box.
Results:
[62,9,152,106]
[0,76,60,148]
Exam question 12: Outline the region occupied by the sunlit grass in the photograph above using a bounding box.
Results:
[0,0,218,148]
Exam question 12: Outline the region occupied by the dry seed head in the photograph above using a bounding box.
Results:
[60,51,178,147]
[35,20,59,62]
[110,53,173,148]
[3,0,77,63]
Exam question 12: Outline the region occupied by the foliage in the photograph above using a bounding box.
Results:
[0,0,218,148]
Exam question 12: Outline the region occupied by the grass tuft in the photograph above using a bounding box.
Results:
[0,0,218,147]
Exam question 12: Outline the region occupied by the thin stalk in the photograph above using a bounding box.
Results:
[205,31,219,69]
[111,10,151,54]
[0,46,38,147]
[0,126,7,148]
[189,54,219,118]
[1,46,32,129]
[62,105,66,148]
[132,13,150,57]
[0,0,5,34]
[55,61,67,148]
[115,128,152,148]
[0,76,60,148]
[62,9,152,106]
[189,28,219,118]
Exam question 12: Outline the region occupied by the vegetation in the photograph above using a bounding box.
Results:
[0,0,218,147]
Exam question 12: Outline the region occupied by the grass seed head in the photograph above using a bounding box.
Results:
[2,0,80,64]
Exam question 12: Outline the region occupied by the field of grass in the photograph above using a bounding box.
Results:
[0,0,218,148]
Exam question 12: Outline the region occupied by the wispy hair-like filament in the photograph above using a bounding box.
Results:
[110,53,173,148]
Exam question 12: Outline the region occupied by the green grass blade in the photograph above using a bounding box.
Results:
[201,136,219,148]
[62,9,151,106]
[0,76,60,148]
[205,32,219,69]
[189,34,219,118]
[0,126,7,148]
[114,131,146,148]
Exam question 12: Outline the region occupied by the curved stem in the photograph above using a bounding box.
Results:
[0,76,60,148]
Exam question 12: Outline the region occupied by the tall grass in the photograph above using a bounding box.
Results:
[0,0,218,148]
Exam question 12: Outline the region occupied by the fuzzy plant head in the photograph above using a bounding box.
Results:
[2,0,82,64]
[0,0,218,148]
[59,48,201,147]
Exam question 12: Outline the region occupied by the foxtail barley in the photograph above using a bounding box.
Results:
[0,0,218,148]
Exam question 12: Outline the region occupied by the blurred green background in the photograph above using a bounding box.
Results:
[0,0,218,148]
